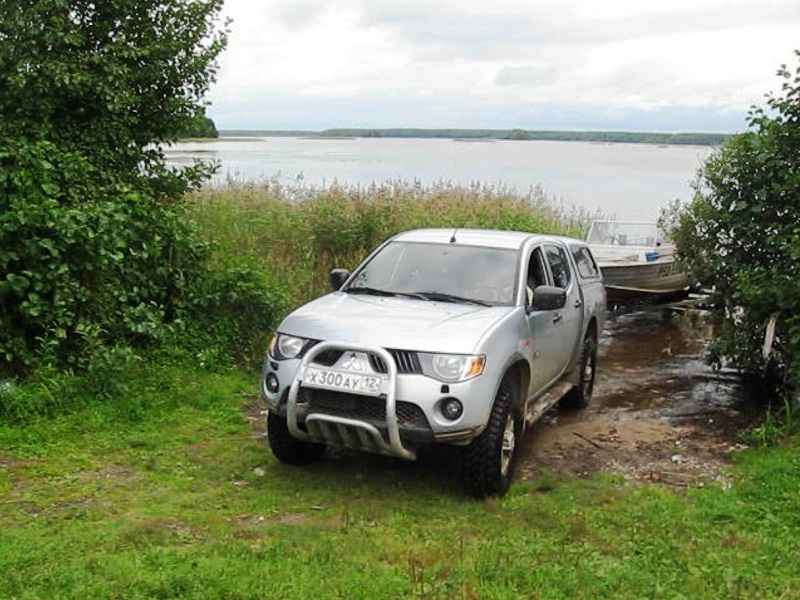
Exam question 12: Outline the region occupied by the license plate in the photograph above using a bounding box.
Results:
[303,366,383,397]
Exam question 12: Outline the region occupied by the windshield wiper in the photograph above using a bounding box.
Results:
[347,287,487,304]
[346,287,427,300]
[412,292,491,306]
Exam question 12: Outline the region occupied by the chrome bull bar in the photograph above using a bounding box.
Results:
[286,341,416,460]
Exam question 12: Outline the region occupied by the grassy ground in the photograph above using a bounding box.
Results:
[1,364,798,599]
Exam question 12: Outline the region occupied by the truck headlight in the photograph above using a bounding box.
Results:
[420,353,486,382]
[269,334,310,360]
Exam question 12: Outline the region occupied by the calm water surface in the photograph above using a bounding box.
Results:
[165,137,714,221]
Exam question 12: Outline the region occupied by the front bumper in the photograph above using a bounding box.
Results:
[262,341,494,460]
[290,342,416,460]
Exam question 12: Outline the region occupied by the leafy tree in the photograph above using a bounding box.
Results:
[505,129,532,140]
[0,0,230,372]
[666,50,800,396]
[178,111,219,139]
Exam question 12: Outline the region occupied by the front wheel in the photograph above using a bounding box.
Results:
[267,412,326,465]
[561,332,597,409]
[460,376,521,498]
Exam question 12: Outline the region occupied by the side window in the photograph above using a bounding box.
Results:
[544,245,571,289]
[526,247,548,287]
[571,246,600,279]
[525,247,548,304]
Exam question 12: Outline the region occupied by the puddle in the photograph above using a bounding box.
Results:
[518,309,765,486]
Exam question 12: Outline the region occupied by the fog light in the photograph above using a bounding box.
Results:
[265,373,280,394]
[441,398,463,421]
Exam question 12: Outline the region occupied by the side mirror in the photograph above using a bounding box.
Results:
[531,285,567,311]
[330,268,350,291]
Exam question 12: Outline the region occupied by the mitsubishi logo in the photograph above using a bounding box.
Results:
[340,352,362,371]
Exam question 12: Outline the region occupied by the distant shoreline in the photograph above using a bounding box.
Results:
[218,128,731,146]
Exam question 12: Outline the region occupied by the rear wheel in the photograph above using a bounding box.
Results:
[561,332,597,409]
[267,412,326,465]
[460,375,521,498]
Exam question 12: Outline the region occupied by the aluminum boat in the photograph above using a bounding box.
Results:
[586,220,689,305]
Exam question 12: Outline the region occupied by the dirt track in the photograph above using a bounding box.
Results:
[517,310,764,487]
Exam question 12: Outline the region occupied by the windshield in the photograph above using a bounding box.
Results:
[586,222,670,247]
[346,241,519,306]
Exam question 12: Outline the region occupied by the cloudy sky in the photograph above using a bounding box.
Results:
[208,0,799,133]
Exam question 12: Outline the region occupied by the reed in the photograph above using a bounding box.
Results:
[188,178,602,308]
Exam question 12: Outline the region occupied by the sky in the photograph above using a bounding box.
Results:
[207,0,800,133]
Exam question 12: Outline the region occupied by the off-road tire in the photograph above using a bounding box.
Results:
[460,375,521,498]
[561,332,597,409]
[267,412,326,465]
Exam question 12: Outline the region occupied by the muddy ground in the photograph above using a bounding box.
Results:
[517,309,765,488]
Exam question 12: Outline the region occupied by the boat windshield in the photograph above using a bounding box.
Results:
[345,241,519,306]
[587,222,669,247]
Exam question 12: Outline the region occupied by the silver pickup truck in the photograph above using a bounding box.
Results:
[261,228,606,497]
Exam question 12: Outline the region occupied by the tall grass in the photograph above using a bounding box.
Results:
[188,178,602,309]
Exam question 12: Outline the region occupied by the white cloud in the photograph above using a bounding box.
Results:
[208,0,800,131]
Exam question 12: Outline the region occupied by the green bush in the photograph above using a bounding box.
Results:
[0,1,233,376]
[666,50,800,396]
[182,254,288,368]
[0,140,206,371]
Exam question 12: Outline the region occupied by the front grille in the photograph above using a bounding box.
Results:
[297,388,429,429]
[312,348,342,366]
[302,342,422,375]
[369,350,422,374]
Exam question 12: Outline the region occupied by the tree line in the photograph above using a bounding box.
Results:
[221,128,730,146]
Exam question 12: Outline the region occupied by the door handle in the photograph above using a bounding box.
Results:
[574,299,583,308]
[553,312,563,323]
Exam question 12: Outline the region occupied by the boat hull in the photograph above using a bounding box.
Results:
[599,259,689,304]
[587,220,690,307]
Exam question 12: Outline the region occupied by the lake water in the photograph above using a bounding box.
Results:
[165,137,714,221]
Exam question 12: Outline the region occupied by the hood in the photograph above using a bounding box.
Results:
[279,292,517,354]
